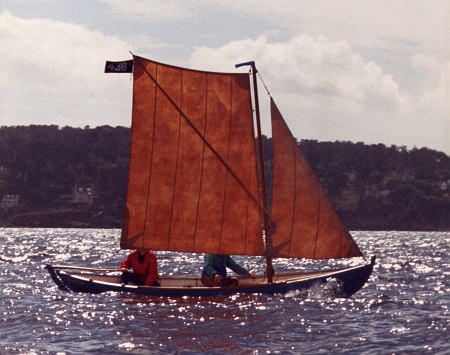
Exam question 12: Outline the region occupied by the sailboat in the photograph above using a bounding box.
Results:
[46,55,375,297]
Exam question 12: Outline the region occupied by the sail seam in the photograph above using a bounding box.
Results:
[142,61,159,249]
[288,136,297,257]
[218,77,234,253]
[312,182,321,258]
[193,73,208,250]
[167,69,183,250]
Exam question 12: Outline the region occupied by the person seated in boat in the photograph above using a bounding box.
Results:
[201,253,254,287]
[119,248,161,286]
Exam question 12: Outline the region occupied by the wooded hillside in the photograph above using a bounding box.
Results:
[0,125,449,230]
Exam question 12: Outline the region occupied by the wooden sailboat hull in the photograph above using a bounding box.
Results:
[45,256,375,298]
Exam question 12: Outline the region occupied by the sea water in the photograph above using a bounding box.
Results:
[0,229,448,354]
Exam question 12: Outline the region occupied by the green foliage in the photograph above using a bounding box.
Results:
[0,125,129,226]
[0,125,449,230]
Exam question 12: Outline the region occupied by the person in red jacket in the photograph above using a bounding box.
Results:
[119,248,161,286]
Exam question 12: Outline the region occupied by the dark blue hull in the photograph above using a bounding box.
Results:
[46,256,375,298]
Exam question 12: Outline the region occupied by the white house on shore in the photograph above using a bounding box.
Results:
[1,195,20,209]
[71,185,95,206]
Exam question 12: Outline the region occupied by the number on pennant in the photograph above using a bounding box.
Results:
[105,60,133,73]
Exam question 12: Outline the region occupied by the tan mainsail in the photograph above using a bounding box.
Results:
[121,56,265,256]
[270,98,362,259]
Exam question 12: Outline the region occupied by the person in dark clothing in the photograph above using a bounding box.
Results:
[201,253,254,287]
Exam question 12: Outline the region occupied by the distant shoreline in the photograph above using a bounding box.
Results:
[1,126,449,231]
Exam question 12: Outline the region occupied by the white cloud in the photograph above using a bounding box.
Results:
[189,34,449,153]
[0,11,133,127]
[217,1,449,56]
[410,61,450,143]
[191,34,408,112]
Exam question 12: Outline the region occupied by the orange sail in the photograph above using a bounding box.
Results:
[121,56,265,256]
[270,98,362,259]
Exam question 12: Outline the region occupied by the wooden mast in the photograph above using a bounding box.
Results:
[235,61,274,283]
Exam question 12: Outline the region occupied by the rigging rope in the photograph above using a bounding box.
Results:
[257,71,271,97]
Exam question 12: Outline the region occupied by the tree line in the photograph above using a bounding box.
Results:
[0,125,449,230]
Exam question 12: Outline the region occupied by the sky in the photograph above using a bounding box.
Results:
[1,0,449,154]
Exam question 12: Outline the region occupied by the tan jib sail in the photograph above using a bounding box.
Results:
[270,98,362,259]
[121,55,265,257]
